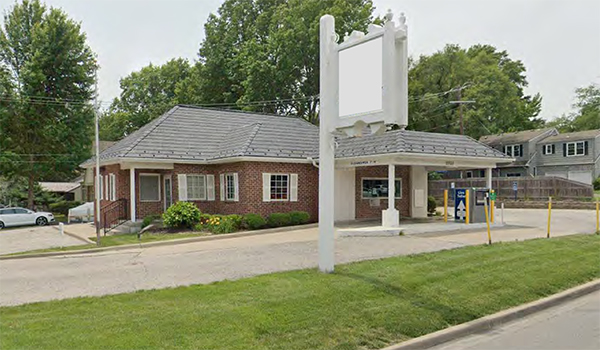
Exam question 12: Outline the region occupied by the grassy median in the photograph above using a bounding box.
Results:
[1,234,599,350]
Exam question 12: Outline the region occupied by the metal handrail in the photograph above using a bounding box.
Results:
[102,199,128,234]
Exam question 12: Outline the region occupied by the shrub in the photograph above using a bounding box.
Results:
[141,215,161,229]
[593,177,600,191]
[267,212,292,227]
[427,196,437,215]
[243,213,266,230]
[162,202,202,229]
[208,216,237,234]
[49,201,82,215]
[289,211,310,225]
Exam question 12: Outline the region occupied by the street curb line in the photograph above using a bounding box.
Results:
[0,223,318,260]
[381,279,600,350]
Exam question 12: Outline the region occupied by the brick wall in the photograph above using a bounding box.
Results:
[95,161,319,223]
[355,165,411,219]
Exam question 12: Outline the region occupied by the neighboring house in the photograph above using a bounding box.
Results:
[39,182,82,201]
[444,128,558,178]
[80,106,510,227]
[535,129,600,184]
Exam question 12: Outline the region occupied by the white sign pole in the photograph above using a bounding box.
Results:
[318,14,337,273]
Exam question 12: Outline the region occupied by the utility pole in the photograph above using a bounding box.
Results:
[94,70,101,246]
[449,85,475,135]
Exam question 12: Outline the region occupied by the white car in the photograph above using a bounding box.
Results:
[0,207,55,229]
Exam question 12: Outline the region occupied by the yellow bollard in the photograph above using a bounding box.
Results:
[490,190,495,223]
[547,197,552,238]
[465,189,470,225]
[484,195,491,244]
[444,189,448,222]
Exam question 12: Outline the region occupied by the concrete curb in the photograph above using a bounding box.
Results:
[0,223,318,260]
[381,279,600,350]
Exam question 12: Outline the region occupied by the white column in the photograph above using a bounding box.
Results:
[382,164,400,227]
[410,165,428,218]
[485,168,493,189]
[130,168,136,222]
[318,14,337,273]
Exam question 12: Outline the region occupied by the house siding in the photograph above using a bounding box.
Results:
[355,165,411,219]
[536,136,599,181]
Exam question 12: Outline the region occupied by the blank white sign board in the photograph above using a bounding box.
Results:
[338,37,383,118]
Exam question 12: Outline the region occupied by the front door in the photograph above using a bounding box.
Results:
[164,176,173,211]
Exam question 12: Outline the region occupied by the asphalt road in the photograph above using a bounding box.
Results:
[0,208,597,306]
[430,291,600,350]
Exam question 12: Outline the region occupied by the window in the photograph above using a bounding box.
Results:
[107,173,116,201]
[14,208,28,214]
[361,178,402,199]
[565,141,587,157]
[262,173,298,202]
[504,144,522,157]
[224,173,237,201]
[543,144,555,155]
[139,174,160,201]
[465,171,473,178]
[187,175,206,200]
[505,173,522,177]
[270,174,289,200]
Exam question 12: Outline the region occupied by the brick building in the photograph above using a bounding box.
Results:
[81,106,510,228]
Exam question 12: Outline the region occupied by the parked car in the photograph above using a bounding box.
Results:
[0,207,55,229]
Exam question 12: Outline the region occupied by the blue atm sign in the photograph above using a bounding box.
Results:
[454,189,467,221]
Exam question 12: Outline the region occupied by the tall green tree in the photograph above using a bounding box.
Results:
[100,58,193,140]
[199,0,376,123]
[547,84,600,132]
[0,0,97,208]
[408,44,543,139]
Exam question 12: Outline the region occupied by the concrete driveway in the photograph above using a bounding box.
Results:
[0,208,597,306]
[0,225,86,255]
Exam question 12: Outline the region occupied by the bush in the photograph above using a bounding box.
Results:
[162,202,202,229]
[208,216,238,234]
[289,211,310,225]
[593,177,600,191]
[427,196,437,215]
[49,201,82,215]
[267,212,292,227]
[243,213,266,230]
[141,215,161,229]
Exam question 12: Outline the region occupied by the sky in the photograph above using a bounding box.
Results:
[1,0,599,121]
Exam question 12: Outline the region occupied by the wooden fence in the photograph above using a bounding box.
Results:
[429,176,594,201]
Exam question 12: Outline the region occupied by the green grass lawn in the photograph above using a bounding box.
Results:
[1,234,599,350]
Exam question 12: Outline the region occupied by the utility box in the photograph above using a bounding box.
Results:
[454,188,492,223]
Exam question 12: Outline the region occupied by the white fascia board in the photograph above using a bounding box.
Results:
[80,156,312,169]
[335,152,514,169]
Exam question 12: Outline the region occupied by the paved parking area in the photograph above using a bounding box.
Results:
[0,208,597,306]
[0,225,85,255]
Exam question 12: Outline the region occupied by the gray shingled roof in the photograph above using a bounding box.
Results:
[538,129,600,144]
[83,106,319,165]
[83,106,509,166]
[479,128,555,146]
[334,130,509,159]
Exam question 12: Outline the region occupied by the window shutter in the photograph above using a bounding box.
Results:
[104,175,108,200]
[178,174,187,201]
[110,174,116,201]
[219,174,225,201]
[552,144,555,154]
[290,173,298,202]
[519,145,523,157]
[262,173,271,202]
[207,175,215,201]
[97,175,103,200]
[563,143,567,157]
[584,141,589,155]
[233,173,239,202]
